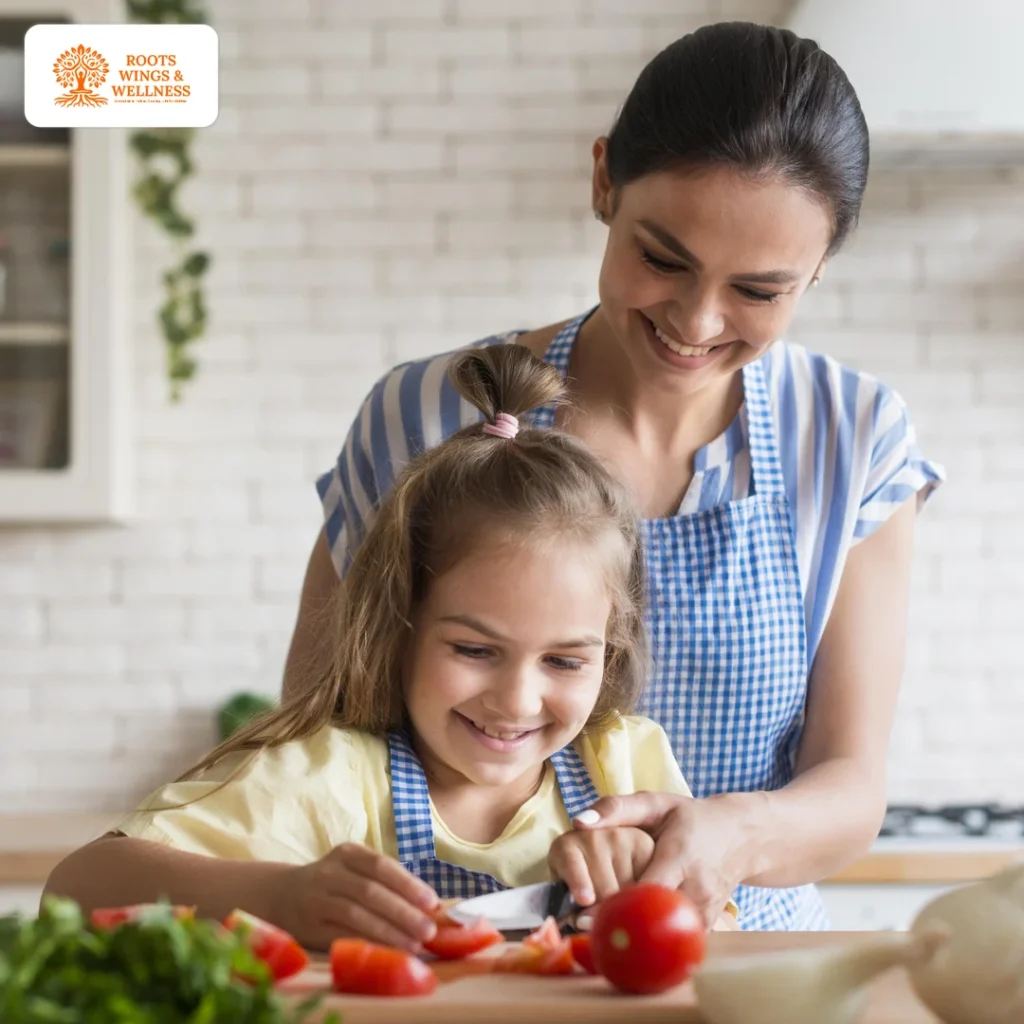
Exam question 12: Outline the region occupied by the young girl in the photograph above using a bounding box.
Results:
[45,345,737,951]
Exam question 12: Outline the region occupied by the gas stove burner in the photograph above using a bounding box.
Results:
[880,804,1024,839]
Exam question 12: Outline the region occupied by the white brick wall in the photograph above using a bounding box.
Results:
[0,0,1020,812]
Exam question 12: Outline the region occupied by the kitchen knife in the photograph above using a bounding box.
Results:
[444,880,581,936]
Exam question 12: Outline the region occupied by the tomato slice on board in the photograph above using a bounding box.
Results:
[569,933,597,975]
[522,915,563,951]
[422,911,503,960]
[330,938,438,997]
[430,916,576,983]
[591,883,706,995]
[90,904,195,930]
[223,909,310,982]
[488,916,574,976]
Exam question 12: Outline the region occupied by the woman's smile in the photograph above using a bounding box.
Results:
[640,312,734,370]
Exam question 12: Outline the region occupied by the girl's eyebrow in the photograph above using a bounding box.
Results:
[637,218,801,285]
[439,614,604,648]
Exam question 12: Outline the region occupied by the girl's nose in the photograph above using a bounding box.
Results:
[484,667,544,722]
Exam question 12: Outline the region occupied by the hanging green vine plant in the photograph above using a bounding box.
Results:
[125,0,211,401]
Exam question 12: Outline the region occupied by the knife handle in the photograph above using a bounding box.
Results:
[545,879,583,933]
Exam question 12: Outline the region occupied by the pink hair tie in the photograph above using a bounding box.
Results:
[482,412,519,440]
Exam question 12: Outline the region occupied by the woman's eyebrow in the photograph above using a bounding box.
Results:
[637,218,801,285]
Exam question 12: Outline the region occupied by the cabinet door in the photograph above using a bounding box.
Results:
[818,884,953,931]
[0,0,130,521]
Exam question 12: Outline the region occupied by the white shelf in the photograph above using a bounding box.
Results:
[0,145,70,168]
[0,323,70,345]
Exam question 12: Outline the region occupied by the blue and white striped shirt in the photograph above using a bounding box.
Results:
[317,326,943,668]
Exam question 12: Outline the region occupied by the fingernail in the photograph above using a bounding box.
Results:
[574,809,600,826]
[577,888,595,907]
[576,913,593,931]
[419,921,437,941]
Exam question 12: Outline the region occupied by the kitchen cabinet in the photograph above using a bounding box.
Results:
[818,883,952,931]
[0,0,131,521]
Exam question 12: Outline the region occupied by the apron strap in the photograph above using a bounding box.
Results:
[389,730,602,857]
[742,357,786,499]
[387,730,437,863]
[528,307,596,429]
[549,742,601,821]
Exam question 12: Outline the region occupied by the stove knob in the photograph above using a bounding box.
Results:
[962,807,989,834]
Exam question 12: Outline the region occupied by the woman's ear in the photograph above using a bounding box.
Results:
[591,136,613,222]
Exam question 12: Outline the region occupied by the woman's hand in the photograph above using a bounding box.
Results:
[548,826,655,909]
[572,791,751,929]
[272,843,441,952]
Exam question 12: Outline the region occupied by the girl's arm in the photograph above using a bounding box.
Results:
[44,834,291,922]
[44,834,440,952]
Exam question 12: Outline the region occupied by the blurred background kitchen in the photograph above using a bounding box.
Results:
[1,0,1022,927]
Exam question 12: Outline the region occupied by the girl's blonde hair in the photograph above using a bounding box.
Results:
[183,343,648,779]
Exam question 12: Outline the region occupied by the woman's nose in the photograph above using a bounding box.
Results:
[669,291,725,346]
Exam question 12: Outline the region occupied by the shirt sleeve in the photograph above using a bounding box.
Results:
[579,715,692,798]
[315,376,385,581]
[113,736,369,864]
[854,387,945,542]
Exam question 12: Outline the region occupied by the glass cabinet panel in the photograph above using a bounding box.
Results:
[0,15,71,471]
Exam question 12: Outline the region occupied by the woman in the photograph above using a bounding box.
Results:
[283,21,942,931]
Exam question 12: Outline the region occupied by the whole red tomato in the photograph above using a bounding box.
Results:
[590,883,706,995]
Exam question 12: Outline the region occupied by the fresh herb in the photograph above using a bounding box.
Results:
[0,897,337,1023]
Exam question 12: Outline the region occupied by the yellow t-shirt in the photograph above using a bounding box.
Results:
[115,715,691,889]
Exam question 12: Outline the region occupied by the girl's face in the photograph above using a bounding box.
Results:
[403,533,614,793]
[592,155,833,398]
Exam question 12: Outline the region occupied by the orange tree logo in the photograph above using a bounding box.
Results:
[53,44,109,107]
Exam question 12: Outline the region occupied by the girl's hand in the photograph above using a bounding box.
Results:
[571,791,750,929]
[273,843,441,952]
[548,826,655,910]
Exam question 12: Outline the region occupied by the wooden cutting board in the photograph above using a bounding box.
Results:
[280,931,943,1023]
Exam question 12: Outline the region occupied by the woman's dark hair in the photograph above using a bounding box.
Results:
[605,21,869,255]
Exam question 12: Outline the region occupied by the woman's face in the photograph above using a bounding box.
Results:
[592,151,833,397]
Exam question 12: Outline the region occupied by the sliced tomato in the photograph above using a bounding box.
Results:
[591,883,706,995]
[330,937,438,997]
[422,911,503,960]
[569,933,597,975]
[522,915,563,951]
[90,904,194,930]
[492,941,575,976]
[480,916,574,976]
[223,909,309,982]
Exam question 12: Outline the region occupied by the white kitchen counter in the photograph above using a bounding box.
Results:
[3,814,1023,929]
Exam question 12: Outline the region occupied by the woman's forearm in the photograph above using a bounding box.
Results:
[43,835,294,922]
[727,757,886,888]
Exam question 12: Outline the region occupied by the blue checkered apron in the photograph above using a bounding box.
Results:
[532,313,830,931]
[387,730,601,899]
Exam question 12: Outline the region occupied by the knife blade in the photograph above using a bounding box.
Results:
[445,880,580,936]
